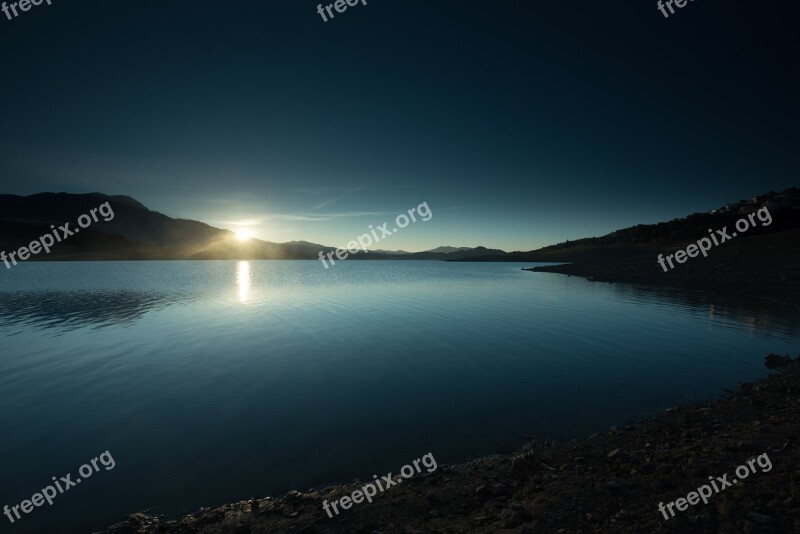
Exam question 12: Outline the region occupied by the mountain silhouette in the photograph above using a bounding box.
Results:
[0,193,504,261]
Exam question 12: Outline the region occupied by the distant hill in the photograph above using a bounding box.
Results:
[424,246,471,254]
[8,189,794,265]
[536,188,800,250]
[357,246,507,261]
[369,249,411,255]
[0,193,506,261]
[519,187,800,306]
[451,187,800,262]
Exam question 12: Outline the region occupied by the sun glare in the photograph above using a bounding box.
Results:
[236,261,251,303]
[235,229,252,241]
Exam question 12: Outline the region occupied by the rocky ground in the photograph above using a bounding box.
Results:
[106,354,800,534]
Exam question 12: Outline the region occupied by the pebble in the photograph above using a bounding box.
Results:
[748,512,771,524]
[492,483,509,495]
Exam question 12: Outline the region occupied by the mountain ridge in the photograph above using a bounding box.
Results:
[2,188,797,263]
[0,193,505,261]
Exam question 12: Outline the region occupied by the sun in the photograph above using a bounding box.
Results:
[234,229,252,241]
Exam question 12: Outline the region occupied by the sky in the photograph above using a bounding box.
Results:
[0,0,797,252]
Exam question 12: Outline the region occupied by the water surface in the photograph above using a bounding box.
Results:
[0,261,797,533]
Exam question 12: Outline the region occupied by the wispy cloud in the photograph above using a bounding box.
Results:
[436,204,475,211]
[308,187,361,211]
[215,210,395,226]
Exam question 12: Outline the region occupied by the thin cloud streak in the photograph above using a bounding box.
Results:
[215,210,396,226]
[308,188,361,211]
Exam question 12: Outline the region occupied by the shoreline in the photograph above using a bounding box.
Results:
[523,228,800,308]
[106,355,800,533]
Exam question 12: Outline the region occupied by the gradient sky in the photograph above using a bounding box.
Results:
[0,0,797,251]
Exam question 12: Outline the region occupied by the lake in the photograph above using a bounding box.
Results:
[0,261,797,532]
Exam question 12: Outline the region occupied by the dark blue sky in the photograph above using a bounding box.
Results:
[1,0,797,250]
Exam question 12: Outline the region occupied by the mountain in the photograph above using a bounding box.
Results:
[450,187,800,262]
[532,187,800,253]
[357,246,507,261]
[424,246,471,254]
[0,193,505,262]
[520,187,800,306]
[0,193,323,260]
[369,249,411,255]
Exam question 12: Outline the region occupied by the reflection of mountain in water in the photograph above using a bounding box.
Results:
[1,272,797,339]
[0,291,189,332]
[607,283,800,339]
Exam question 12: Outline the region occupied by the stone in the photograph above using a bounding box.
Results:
[748,512,772,524]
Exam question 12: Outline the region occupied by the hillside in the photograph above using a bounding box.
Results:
[0,193,502,262]
[450,188,800,263]
[519,188,800,306]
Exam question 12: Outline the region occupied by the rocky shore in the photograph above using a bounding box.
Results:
[106,354,800,534]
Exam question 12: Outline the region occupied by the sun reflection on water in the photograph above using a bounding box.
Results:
[236,261,251,303]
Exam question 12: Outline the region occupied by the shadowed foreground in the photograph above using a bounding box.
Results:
[106,355,800,533]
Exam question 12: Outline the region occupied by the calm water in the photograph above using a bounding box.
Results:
[0,261,797,533]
